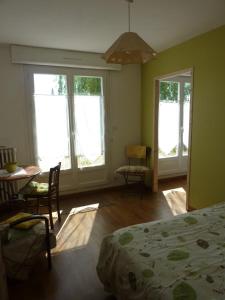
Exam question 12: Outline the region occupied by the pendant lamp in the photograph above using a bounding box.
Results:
[102,0,157,64]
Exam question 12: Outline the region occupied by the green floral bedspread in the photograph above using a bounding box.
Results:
[97,202,225,299]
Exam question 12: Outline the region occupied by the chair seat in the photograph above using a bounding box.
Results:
[115,165,150,175]
[17,162,61,231]
[20,181,49,196]
[1,222,56,280]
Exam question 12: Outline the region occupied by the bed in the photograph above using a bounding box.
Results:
[97,201,225,299]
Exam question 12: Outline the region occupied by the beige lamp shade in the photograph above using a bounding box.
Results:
[102,31,157,64]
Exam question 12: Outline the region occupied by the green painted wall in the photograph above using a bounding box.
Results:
[142,25,225,209]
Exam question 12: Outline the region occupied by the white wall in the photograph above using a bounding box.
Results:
[0,44,141,193]
[108,64,141,184]
[0,45,30,163]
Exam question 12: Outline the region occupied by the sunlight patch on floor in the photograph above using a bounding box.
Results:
[53,203,99,253]
[162,187,187,216]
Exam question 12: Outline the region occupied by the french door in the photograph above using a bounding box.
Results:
[25,66,107,192]
[158,76,191,177]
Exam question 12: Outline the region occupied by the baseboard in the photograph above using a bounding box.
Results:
[158,175,187,183]
[59,183,151,200]
[59,184,125,200]
[187,205,196,211]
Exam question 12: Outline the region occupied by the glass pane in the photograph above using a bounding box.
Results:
[74,76,105,168]
[183,82,191,155]
[160,81,178,101]
[74,76,101,96]
[33,74,71,171]
[159,81,179,158]
[34,74,67,95]
[184,81,191,102]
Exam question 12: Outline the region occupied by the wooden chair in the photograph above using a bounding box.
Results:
[0,147,17,203]
[115,145,151,197]
[19,162,61,229]
[0,212,56,281]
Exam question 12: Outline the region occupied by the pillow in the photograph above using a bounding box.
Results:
[21,181,49,195]
[1,212,41,230]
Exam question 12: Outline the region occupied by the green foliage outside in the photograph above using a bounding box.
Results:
[56,76,190,100]
[54,75,102,96]
[77,155,92,167]
[159,145,177,158]
[77,154,104,168]
[184,82,191,101]
[58,75,67,95]
[160,81,178,101]
[74,76,101,96]
[159,144,188,158]
[160,81,191,102]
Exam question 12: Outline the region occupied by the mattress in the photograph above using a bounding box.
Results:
[97,201,225,299]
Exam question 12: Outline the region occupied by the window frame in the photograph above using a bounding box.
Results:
[158,76,191,161]
[24,65,108,175]
[72,69,107,171]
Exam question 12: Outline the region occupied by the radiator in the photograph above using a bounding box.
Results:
[0,146,17,203]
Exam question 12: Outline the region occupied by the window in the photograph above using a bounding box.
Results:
[159,81,180,158]
[182,82,191,156]
[33,74,71,171]
[74,76,105,168]
[158,79,191,159]
[31,70,106,172]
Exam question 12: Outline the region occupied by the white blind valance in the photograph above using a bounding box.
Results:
[11,45,121,71]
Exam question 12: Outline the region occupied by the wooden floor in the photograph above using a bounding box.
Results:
[8,177,187,300]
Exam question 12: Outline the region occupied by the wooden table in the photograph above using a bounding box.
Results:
[0,166,41,201]
[0,166,41,182]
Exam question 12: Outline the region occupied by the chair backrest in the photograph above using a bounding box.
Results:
[126,145,151,166]
[0,147,17,203]
[48,162,61,195]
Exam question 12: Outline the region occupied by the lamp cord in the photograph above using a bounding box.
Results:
[128,1,131,32]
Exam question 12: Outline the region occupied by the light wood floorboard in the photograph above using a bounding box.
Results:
[8,177,186,300]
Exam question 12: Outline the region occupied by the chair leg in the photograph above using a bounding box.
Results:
[56,191,61,223]
[43,216,52,270]
[140,174,146,200]
[140,176,144,200]
[48,197,54,230]
[124,173,128,185]
[36,198,40,214]
[24,196,28,212]
[122,173,129,196]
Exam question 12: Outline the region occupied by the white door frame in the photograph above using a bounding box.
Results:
[158,76,191,177]
[152,68,194,211]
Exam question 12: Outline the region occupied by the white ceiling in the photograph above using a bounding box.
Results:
[0,0,224,53]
